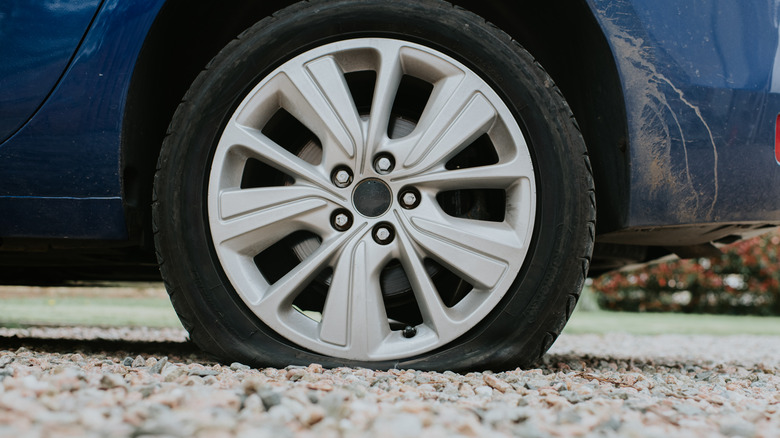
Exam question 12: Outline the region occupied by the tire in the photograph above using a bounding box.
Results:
[153,0,594,371]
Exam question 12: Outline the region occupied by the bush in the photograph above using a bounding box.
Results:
[592,229,780,315]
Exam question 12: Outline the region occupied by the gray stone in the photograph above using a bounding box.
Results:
[0,356,15,368]
[148,356,168,374]
[131,355,145,367]
[188,368,220,377]
[99,373,124,389]
[259,389,282,410]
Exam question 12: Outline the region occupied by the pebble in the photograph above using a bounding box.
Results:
[484,373,512,393]
[149,356,168,374]
[0,329,777,437]
[132,355,146,368]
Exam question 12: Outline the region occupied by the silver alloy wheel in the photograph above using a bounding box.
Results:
[207,38,536,361]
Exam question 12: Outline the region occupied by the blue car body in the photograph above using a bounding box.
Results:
[1,0,779,278]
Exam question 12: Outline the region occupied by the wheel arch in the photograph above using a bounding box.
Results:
[121,0,629,246]
[448,0,630,235]
[121,0,300,246]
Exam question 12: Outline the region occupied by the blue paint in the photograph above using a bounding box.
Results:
[587,0,780,226]
[0,196,125,239]
[0,0,165,239]
[0,0,102,143]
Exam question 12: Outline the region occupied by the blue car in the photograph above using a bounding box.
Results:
[1,0,778,370]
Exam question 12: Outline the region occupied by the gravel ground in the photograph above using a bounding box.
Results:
[0,328,778,437]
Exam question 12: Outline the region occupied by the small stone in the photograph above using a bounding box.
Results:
[148,357,168,374]
[559,390,592,404]
[242,377,268,395]
[674,403,702,416]
[299,406,326,426]
[417,384,435,392]
[122,357,133,367]
[556,409,582,425]
[259,389,282,410]
[0,355,13,368]
[307,380,334,392]
[474,386,493,397]
[484,374,512,393]
[99,373,125,389]
[230,362,250,371]
[132,355,145,367]
[241,393,265,414]
[183,376,203,386]
[307,363,324,374]
[162,366,188,382]
[287,368,306,381]
[600,415,622,431]
[398,372,415,383]
[414,373,431,384]
[139,384,157,397]
[188,368,220,377]
[187,368,220,377]
[346,383,367,398]
[525,378,551,390]
[459,383,476,397]
[320,392,349,418]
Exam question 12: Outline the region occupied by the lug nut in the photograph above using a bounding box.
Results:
[335,170,350,184]
[399,187,421,209]
[372,223,395,245]
[331,167,353,188]
[402,325,417,338]
[373,154,395,174]
[334,214,349,227]
[376,227,390,241]
[331,209,353,231]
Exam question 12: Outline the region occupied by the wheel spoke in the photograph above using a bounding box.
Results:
[255,225,366,314]
[282,57,364,161]
[397,209,524,290]
[219,186,339,221]
[397,75,497,174]
[396,228,459,336]
[364,41,404,166]
[220,123,337,195]
[395,160,532,190]
[211,197,328,255]
[319,237,391,355]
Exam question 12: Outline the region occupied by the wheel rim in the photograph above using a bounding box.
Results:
[207,38,536,361]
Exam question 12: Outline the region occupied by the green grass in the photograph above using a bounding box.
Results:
[2,289,780,336]
[0,296,182,328]
[564,309,780,336]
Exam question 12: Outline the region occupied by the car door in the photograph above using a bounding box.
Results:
[0,0,102,143]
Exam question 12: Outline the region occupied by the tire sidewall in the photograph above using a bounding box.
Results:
[156,0,591,370]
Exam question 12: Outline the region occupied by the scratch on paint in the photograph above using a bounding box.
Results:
[597,10,719,221]
[655,76,719,217]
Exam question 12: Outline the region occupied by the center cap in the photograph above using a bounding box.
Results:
[352,178,392,217]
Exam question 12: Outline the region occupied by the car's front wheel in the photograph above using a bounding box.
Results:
[153,0,594,370]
